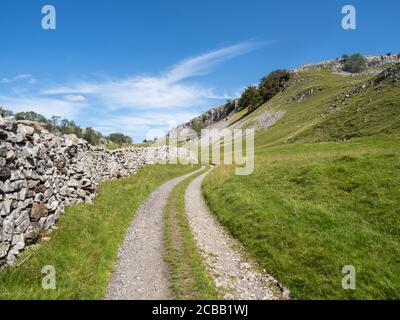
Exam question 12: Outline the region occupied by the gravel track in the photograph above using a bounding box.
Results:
[106,168,203,300]
[185,169,289,300]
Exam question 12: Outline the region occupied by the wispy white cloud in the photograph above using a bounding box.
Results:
[90,111,198,142]
[42,40,268,110]
[1,74,36,84]
[164,41,269,82]
[0,95,81,119]
[63,94,87,102]
[92,111,197,128]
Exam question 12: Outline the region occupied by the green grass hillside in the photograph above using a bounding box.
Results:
[292,66,400,143]
[234,64,399,146]
[203,63,400,299]
[234,69,370,145]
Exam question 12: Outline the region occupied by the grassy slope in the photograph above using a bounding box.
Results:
[235,70,372,146]
[164,167,218,300]
[0,164,197,300]
[203,66,400,299]
[293,77,400,143]
[227,107,250,126]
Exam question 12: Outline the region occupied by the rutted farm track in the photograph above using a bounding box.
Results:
[107,167,288,300]
[106,168,203,300]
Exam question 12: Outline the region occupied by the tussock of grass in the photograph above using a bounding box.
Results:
[164,168,218,300]
[203,137,400,299]
[0,164,197,300]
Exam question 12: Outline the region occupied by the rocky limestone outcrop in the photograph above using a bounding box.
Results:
[168,101,238,141]
[324,63,400,116]
[0,116,189,266]
[187,102,237,129]
[294,54,400,73]
[286,87,323,104]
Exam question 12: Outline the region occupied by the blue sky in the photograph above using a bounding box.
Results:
[0,0,398,142]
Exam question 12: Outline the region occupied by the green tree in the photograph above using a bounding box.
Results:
[341,54,350,63]
[46,115,61,133]
[83,127,103,145]
[60,119,70,128]
[50,115,60,126]
[237,86,262,111]
[0,107,14,117]
[108,133,133,146]
[343,53,367,73]
[60,119,81,135]
[258,70,291,103]
[224,99,236,116]
[15,111,48,123]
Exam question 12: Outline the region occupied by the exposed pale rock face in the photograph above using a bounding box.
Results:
[16,120,44,133]
[294,54,400,73]
[0,115,190,266]
[168,101,238,142]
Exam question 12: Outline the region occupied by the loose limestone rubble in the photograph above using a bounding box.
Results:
[0,115,190,266]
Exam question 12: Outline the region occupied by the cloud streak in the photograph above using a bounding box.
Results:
[43,40,268,110]
[1,74,36,84]
[63,94,87,102]
[90,111,198,139]
[0,95,82,119]
[165,40,268,82]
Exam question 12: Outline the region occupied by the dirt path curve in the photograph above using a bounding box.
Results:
[106,167,203,300]
[185,169,289,300]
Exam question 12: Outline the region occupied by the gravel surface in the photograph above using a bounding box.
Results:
[185,169,290,300]
[106,168,203,300]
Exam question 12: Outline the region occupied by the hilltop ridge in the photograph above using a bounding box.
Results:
[168,53,400,145]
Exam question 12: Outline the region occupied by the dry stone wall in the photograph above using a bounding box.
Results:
[0,116,188,266]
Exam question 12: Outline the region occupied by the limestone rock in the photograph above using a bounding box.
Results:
[24,223,41,244]
[16,120,44,133]
[0,167,11,181]
[0,145,8,158]
[0,242,11,259]
[0,114,5,128]
[17,124,35,137]
[30,203,49,222]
